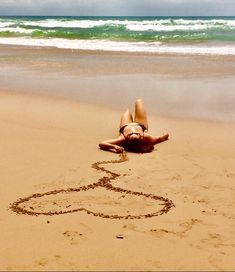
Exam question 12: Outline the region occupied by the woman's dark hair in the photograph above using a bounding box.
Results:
[125,138,154,153]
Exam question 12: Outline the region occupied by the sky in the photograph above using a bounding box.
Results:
[0,0,234,16]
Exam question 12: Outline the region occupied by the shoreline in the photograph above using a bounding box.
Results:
[1,38,235,56]
[2,43,235,58]
[1,44,235,78]
[1,45,235,123]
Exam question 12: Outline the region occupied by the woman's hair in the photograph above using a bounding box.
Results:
[125,138,154,153]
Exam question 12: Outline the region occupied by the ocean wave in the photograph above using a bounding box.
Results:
[1,19,235,43]
[21,19,128,28]
[0,37,235,55]
[0,21,15,28]
[1,17,235,45]
[17,19,177,29]
[9,18,235,31]
[0,25,234,42]
[0,27,34,34]
[126,19,235,31]
[0,27,210,42]
[126,24,209,31]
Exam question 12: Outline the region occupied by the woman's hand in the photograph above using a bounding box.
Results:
[162,133,169,141]
[113,145,125,153]
[99,135,126,153]
[143,132,169,145]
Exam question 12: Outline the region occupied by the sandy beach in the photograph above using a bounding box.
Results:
[1,46,235,271]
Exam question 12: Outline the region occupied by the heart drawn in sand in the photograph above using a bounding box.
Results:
[10,153,175,220]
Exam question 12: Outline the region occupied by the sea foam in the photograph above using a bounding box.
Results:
[0,37,235,55]
[126,24,209,31]
[0,27,34,34]
[17,18,235,31]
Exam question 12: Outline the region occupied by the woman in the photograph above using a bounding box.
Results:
[99,99,169,153]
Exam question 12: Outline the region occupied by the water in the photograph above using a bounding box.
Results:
[1,16,235,54]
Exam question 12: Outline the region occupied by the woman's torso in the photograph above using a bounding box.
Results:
[120,123,153,153]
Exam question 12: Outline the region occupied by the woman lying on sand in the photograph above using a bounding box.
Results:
[99,99,169,153]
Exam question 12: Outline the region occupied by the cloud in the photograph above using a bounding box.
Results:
[0,0,234,16]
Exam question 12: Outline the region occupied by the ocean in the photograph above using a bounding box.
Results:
[0,16,235,55]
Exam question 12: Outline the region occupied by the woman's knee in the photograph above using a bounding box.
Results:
[136,99,143,105]
[123,108,132,116]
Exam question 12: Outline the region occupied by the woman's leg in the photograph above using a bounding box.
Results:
[120,109,133,129]
[134,99,148,130]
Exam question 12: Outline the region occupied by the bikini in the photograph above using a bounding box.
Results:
[119,123,146,137]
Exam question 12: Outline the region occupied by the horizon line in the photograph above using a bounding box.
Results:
[0,14,235,17]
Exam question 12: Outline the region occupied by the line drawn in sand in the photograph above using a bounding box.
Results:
[10,152,175,219]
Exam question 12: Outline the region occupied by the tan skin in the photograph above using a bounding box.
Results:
[99,99,169,153]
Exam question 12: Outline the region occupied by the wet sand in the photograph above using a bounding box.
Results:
[0,46,235,271]
[1,45,235,122]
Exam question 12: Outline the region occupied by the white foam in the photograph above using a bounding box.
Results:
[173,18,235,26]
[0,18,235,29]
[227,20,235,27]
[0,21,14,28]
[126,24,208,32]
[18,18,235,31]
[22,19,127,28]
[0,37,235,55]
[125,19,235,31]
[20,19,170,29]
[0,27,34,34]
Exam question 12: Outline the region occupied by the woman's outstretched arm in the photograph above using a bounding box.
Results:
[143,133,169,145]
[99,135,125,153]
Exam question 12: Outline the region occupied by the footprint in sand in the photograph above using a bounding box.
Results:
[171,174,182,181]
[149,218,203,238]
[208,255,224,271]
[63,230,87,245]
[34,258,49,267]
[201,233,235,249]
[201,233,223,246]
[224,170,235,178]
[63,223,91,245]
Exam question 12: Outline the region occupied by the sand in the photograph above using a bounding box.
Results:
[0,46,235,271]
[1,45,235,122]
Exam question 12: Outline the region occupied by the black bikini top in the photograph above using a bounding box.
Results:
[119,123,146,135]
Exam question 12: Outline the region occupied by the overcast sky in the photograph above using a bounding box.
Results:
[0,0,234,16]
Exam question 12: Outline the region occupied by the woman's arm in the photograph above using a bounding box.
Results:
[143,133,169,145]
[99,135,125,153]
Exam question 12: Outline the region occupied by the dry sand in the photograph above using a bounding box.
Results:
[0,46,235,271]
